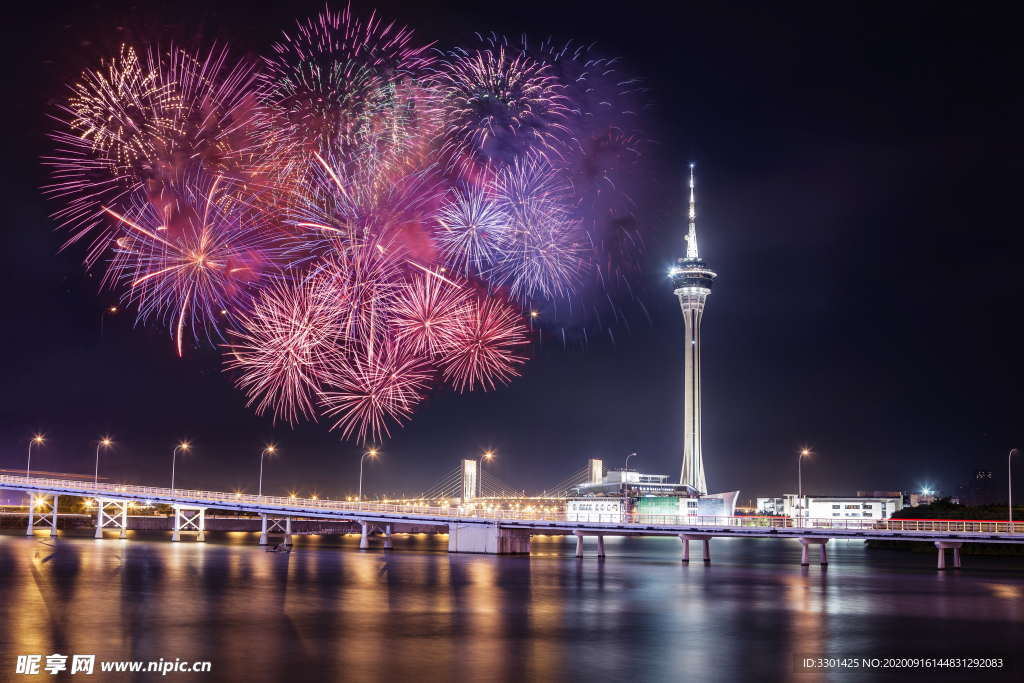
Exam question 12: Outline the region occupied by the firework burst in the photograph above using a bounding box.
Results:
[225,276,337,425]
[105,172,273,355]
[319,343,433,442]
[391,272,470,356]
[433,184,510,277]
[440,296,529,392]
[430,41,572,174]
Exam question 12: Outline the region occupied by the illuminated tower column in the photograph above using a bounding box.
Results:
[670,163,717,493]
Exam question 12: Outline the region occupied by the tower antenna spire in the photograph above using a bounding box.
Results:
[686,162,699,260]
[670,161,716,493]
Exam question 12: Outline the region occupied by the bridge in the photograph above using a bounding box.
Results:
[3,473,1023,569]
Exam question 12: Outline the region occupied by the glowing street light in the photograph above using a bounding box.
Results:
[259,444,277,497]
[358,447,379,503]
[797,448,812,526]
[26,434,45,478]
[100,305,119,338]
[478,450,495,498]
[171,441,190,493]
[624,452,638,472]
[94,437,113,486]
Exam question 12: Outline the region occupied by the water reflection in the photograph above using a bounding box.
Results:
[0,531,1022,682]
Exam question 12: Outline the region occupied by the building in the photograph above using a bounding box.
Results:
[669,163,717,493]
[569,466,738,521]
[756,493,903,520]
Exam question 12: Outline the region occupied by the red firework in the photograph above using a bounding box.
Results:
[441,296,529,392]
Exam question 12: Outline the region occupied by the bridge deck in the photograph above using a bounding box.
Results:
[3,474,1024,544]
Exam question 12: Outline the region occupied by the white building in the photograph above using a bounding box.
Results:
[756,494,903,520]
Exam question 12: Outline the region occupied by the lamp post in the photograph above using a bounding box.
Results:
[797,448,811,526]
[478,451,495,498]
[26,434,45,478]
[94,437,113,486]
[258,444,276,497]
[625,452,637,472]
[358,448,378,503]
[171,442,190,493]
[1010,448,1020,531]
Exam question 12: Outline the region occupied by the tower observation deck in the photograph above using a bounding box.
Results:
[669,163,717,493]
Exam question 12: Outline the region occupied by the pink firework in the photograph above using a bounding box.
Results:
[440,295,529,392]
[319,343,433,442]
[45,44,260,266]
[391,272,471,356]
[225,276,337,425]
[105,173,273,355]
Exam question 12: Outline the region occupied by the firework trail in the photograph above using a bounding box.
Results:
[44,6,649,443]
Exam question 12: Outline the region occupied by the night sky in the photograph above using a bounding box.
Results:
[1,1,1020,504]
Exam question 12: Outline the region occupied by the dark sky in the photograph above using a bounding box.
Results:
[1,1,1020,503]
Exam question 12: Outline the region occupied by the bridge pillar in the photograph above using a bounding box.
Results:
[25,494,34,535]
[934,541,963,570]
[172,506,205,542]
[284,517,292,547]
[94,499,129,539]
[575,531,584,558]
[596,535,605,558]
[359,521,369,550]
[26,494,58,537]
[383,524,393,549]
[682,534,712,563]
[799,538,829,566]
[447,523,530,554]
[259,514,268,545]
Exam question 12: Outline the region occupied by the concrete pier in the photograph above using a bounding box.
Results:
[448,523,530,554]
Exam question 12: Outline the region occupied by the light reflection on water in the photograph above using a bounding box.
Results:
[0,531,1021,682]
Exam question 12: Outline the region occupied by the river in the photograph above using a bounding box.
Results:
[0,530,1021,681]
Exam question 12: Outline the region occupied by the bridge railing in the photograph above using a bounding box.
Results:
[3,474,1023,534]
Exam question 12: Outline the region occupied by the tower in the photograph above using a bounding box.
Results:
[670,163,717,493]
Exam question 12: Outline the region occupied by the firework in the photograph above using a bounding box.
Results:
[105,172,273,355]
[440,296,529,392]
[319,343,432,442]
[43,7,651,443]
[46,45,260,266]
[391,272,470,356]
[225,276,337,425]
[432,184,509,277]
[430,42,572,174]
[259,4,434,157]
[487,155,586,301]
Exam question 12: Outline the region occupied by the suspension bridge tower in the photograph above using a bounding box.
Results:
[669,163,717,493]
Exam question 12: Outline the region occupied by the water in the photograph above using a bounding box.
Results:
[0,530,1021,682]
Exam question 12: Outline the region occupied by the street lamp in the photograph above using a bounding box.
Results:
[797,448,812,526]
[171,442,190,493]
[26,434,45,478]
[358,447,379,503]
[94,437,113,486]
[1010,448,1020,530]
[624,452,637,471]
[478,450,495,498]
[259,444,277,497]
